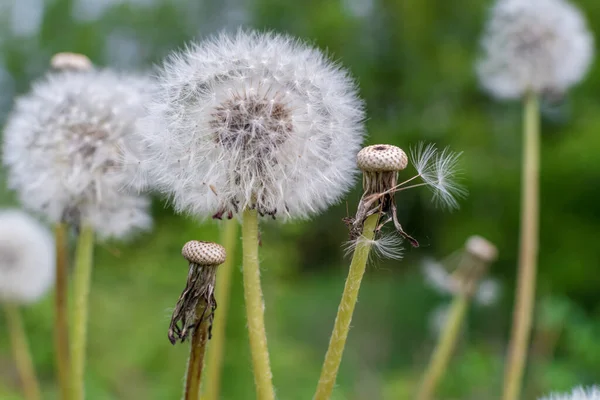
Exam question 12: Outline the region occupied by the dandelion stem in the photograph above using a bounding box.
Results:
[202,219,238,400]
[503,91,540,400]
[241,209,275,400]
[184,301,211,400]
[416,294,469,400]
[54,222,71,400]
[3,303,41,400]
[314,213,379,400]
[70,224,95,400]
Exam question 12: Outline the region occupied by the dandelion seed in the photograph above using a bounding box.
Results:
[477,0,594,99]
[2,68,153,239]
[130,29,365,220]
[0,209,54,304]
[539,386,600,400]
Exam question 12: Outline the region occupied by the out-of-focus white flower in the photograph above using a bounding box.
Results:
[130,29,365,220]
[421,257,501,306]
[477,0,594,99]
[539,386,600,400]
[2,69,152,239]
[0,209,54,304]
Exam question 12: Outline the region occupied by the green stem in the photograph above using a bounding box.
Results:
[54,223,71,400]
[70,224,95,400]
[201,219,238,400]
[184,302,211,400]
[503,91,540,400]
[416,294,469,400]
[241,209,275,400]
[3,303,41,400]
[313,213,379,400]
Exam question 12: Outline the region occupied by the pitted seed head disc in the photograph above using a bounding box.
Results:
[181,240,226,266]
[357,144,408,172]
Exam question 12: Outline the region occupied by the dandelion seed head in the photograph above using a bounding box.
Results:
[0,210,54,304]
[50,52,93,71]
[182,240,227,266]
[2,69,153,239]
[539,386,600,400]
[357,144,408,172]
[421,258,456,296]
[477,0,594,99]
[133,29,366,219]
[465,235,498,263]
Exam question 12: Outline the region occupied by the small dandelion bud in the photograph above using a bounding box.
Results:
[477,0,594,99]
[130,29,365,220]
[539,386,600,400]
[169,241,227,345]
[2,68,153,239]
[465,235,498,263]
[0,209,54,304]
[50,52,93,71]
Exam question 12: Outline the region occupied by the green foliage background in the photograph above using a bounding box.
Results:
[0,0,599,398]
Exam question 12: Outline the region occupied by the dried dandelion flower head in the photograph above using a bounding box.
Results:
[0,209,54,304]
[168,240,226,344]
[539,386,600,400]
[2,68,153,239]
[347,143,465,257]
[477,0,594,100]
[421,235,500,303]
[133,29,365,220]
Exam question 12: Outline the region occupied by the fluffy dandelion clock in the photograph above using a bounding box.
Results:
[477,0,594,99]
[2,69,153,239]
[135,29,365,219]
[0,209,54,304]
[539,386,600,400]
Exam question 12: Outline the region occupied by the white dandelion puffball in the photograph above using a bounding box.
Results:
[134,29,365,219]
[539,386,600,400]
[477,0,594,99]
[0,209,54,304]
[2,69,153,239]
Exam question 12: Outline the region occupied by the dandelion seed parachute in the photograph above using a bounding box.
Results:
[131,29,366,219]
[2,69,153,239]
[0,209,54,304]
[539,386,600,400]
[477,0,594,99]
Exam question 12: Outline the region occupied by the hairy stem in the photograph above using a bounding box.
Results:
[241,209,274,400]
[416,294,469,400]
[184,302,211,400]
[70,224,95,400]
[3,303,41,400]
[503,91,540,400]
[313,213,379,400]
[202,219,238,400]
[54,223,71,400]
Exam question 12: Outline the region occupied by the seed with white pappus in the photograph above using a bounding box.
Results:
[2,66,153,239]
[0,209,54,304]
[477,0,594,99]
[131,29,366,220]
